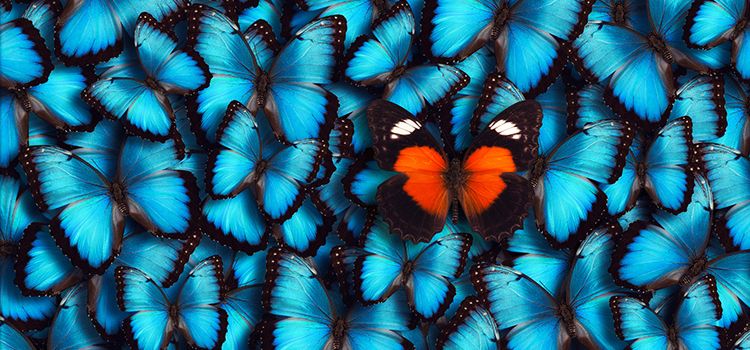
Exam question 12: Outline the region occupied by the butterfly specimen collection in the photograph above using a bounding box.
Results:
[1,0,750,349]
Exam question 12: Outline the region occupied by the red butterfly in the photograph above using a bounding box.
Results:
[367,99,542,242]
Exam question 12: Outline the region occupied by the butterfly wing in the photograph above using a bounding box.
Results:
[734,27,750,80]
[16,224,80,296]
[644,116,695,213]
[674,275,722,349]
[203,189,268,253]
[685,0,746,48]
[567,83,618,130]
[701,143,750,250]
[266,15,344,143]
[344,291,413,350]
[470,73,525,141]
[460,100,541,240]
[115,265,173,350]
[610,296,670,350]
[54,0,122,65]
[47,285,110,349]
[601,134,642,216]
[367,99,450,242]
[536,120,633,245]
[384,64,469,118]
[714,75,750,155]
[26,64,96,131]
[705,252,750,327]
[669,74,727,142]
[437,296,501,350]
[423,0,496,61]
[0,91,25,169]
[0,319,34,350]
[354,220,406,304]
[274,196,333,256]
[0,18,52,89]
[176,256,227,349]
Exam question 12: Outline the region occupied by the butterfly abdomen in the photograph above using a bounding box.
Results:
[557,303,577,337]
[491,5,511,39]
[110,182,128,214]
[647,34,674,63]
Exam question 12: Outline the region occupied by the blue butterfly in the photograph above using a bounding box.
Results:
[612,175,750,327]
[21,120,199,273]
[237,0,284,40]
[46,284,112,349]
[0,16,50,90]
[0,317,34,350]
[83,12,210,141]
[610,275,722,350]
[15,223,82,297]
[205,101,329,221]
[54,0,186,65]
[315,157,374,243]
[116,255,227,350]
[262,248,414,350]
[344,1,469,117]
[188,5,344,144]
[424,0,591,94]
[527,119,633,246]
[714,75,750,155]
[344,152,397,208]
[685,0,750,81]
[701,143,750,250]
[0,174,55,330]
[574,0,730,124]
[436,296,501,350]
[474,226,626,350]
[588,0,648,32]
[353,218,472,321]
[220,250,266,350]
[326,83,375,155]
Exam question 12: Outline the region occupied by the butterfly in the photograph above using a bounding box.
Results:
[46,284,112,349]
[326,83,375,155]
[344,1,468,117]
[315,157,374,244]
[714,74,750,155]
[612,175,750,327]
[0,174,55,329]
[236,0,284,40]
[588,0,648,32]
[262,248,414,350]
[423,0,592,94]
[221,250,266,350]
[0,317,34,350]
[573,0,730,124]
[367,98,541,242]
[54,0,186,65]
[436,296,501,350]
[187,5,344,144]
[83,12,210,141]
[116,255,227,350]
[21,120,199,273]
[610,275,722,350]
[701,143,750,250]
[685,0,750,81]
[473,226,626,350]
[353,218,471,321]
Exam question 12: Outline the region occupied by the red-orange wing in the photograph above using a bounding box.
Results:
[367,100,450,242]
[460,100,542,241]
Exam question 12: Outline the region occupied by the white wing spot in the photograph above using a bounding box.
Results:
[390,119,422,139]
[489,119,521,139]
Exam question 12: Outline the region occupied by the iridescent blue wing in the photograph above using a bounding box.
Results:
[644,116,696,213]
[507,212,571,294]
[0,18,52,89]
[406,231,471,321]
[344,1,413,86]
[535,76,569,156]
[612,177,712,289]
[274,196,333,256]
[609,296,670,350]
[187,4,259,143]
[203,189,268,253]
[15,224,81,296]
[47,285,111,349]
[470,73,525,136]
[588,0,649,32]
[21,146,124,273]
[237,0,284,40]
[0,91,24,169]
[222,251,265,350]
[119,138,198,238]
[115,265,172,350]
[0,174,41,244]
[705,252,750,327]
[26,64,97,131]
[574,22,673,124]
[423,0,497,61]
[308,0,378,48]
[263,249,335,349]
[266,15,344,143]
[327,83,375,155]
[176,256,227,349]
[384,64,469,117]
[436,296,501,350]
[1,254,55,329]
[344,156,396,207]
[0,319,34,350]
[535,120,633,246]
[673,275,722,349]
[734,27,750,80]
[567,83,618,130]
[567,228,625,350]
[714,76,750,155]
[473,265,563,350]
[668,74,726,142]
[685,0,745,49]
[701,144,750,250]
[344,290,413,350]
[601,134,642,216]
[354,219,406,304]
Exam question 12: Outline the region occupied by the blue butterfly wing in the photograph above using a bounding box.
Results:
[203,189,267,252]
[575,23,672,123]
[16,224,80,296]
[735,28,750,80]
[0,91,24,169]
[315,0,375,48]
[644,117,695,213]
[714,75,749,155]
[345,1,412,85]
[672,275,722,349]
[568,83,618,130]
[21,146,122,273]
[437,296,500,350]
[567,229,625,350]
[588,0,649,32]
[327,83,375,154]
[536,76,569,156]
[471,73,525,136]
[275,196,333,256]
[0,256,56,329]
[507,213,571,294]
[264,249,335,349]
[407,232,471,320]
[0,18,52,89]
[188,5,258,143]
[222,284,263,350]
[701,144,750,249]
[474,265,562,350]
[602,135,642,216]
[345,158,396,207]
[686,0,745,48]
[119,138,197,237]
[27,64,96,130]
[424,0,497,60]
[706,252,750,327]
[610,296,669,350]
[176,256,227,349]
[617,198,653,231]
[55,0,123,65]
[47,285,110,349]
[116,265,172,350]
[356,220,405,303]
[669,74,726,142]
[238,0,284,40]
[385,64,469,117]
[117,225,194,287]
[266,16,344,143]
[0,319,34,350]
[0,174,41,243]
[345,290,413,349]
[538,120,633,244]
